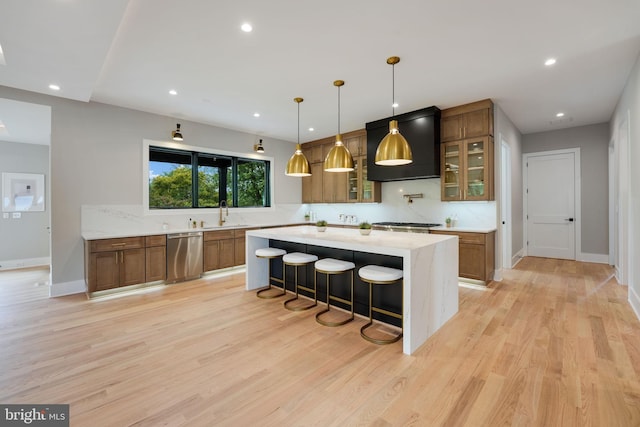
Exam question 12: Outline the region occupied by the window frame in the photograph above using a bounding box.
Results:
[143,139,274,215]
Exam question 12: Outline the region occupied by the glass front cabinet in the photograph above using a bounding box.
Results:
[347,157,380,203]
[441,136,493,201]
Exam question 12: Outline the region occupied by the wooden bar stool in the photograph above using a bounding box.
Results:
[315,258,355,327]
[255,248,286,299]
[358,265,403,345]
[283,252,319,311]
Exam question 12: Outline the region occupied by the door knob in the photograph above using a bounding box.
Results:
[565,218,574,222]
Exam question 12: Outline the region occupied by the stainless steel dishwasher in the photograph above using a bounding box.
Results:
[166,231,203,283]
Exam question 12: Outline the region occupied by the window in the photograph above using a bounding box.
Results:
[148,146,270,209]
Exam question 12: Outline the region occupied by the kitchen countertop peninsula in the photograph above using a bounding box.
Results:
[245,225,459,355]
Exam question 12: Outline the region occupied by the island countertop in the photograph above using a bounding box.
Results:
[245,225,459,355]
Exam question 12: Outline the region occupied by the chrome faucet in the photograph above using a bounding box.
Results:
[218,200,228,226]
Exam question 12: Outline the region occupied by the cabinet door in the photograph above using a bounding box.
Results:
[442,142,462,201]
[301,174,312,204]
[441,115,463,142]
[146,245,166,282]
[234,236,246,266]
[322,169,348,203]
[219,239,235,269]
[310,163,324,203]
[463,137,489,200]
[459,243,485,281]
[203,240,220,272]
[120,248,146,287]
[463,108,490,139]
[90,251,120,292]
[347,159,360,202]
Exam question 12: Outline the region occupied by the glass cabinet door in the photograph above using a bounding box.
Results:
[348,159,359,202]
[442,142,461,200]
[360,158,375,202]
[465,138,487,199]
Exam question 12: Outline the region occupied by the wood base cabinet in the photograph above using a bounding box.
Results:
[204,230,235,272]
[85,237,146,293]
[145,235,167,282]
[430,230,495,283]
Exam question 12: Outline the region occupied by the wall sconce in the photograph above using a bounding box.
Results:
[172,123,183,141]
[254,139,265,153]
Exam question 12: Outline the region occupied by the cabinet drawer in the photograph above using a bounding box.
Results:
[430,230,485,244]
[145,234,166,247]
[90,237,144,253]
[204,230,235,241]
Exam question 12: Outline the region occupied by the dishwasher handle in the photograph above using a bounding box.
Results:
[167,232,203,239]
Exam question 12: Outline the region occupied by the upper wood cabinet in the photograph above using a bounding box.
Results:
[441,99,494,201]
[440,99,493,143]
[301,129,380,204]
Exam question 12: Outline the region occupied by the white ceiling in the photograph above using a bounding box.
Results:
[1,0,640,145]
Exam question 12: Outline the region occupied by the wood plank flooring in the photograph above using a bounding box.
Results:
[1,258,639,426]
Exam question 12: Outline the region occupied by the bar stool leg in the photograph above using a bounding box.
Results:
[284,263,317,311]
[256,256,286,299]
[360,279,403,345]
[315,270,354,327]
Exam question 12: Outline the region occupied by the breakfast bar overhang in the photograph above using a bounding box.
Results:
[245,226,459,355]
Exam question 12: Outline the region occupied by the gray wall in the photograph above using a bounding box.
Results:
[494,105,523,268]
[522,123,609,255]
[610,50,640,316]
[0,140,50,266]
[0,85,300,290]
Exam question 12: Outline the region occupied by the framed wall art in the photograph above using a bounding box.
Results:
[2,172,46,212]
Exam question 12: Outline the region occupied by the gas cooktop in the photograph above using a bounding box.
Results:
[372,222,442,228]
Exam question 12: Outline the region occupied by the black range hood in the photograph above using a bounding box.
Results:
[366,106,441,181]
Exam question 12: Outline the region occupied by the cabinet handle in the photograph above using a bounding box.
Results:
[111,243,127,247]
[115,252,118,264]
[120,251,124,263]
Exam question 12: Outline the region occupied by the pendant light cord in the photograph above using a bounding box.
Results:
[391,62,396,118]
[297,101,300,144]
[337,84,341,134]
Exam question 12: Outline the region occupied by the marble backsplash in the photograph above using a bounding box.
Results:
[82,179,497,235]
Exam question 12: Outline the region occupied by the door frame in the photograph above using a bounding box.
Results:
[500,136,512,269]
[523,148,581,260]
[610,111,630,284]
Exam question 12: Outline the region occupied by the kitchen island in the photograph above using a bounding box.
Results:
[246,226,458,355]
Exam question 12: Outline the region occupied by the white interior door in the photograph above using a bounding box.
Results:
[525,150,577,260]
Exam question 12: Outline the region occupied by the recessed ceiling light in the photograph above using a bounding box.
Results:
[0,121,5,129]
[49,84,60,91]
[545,58,557,66]
[169,89,177,95]
[308,127,314,132]
[253,112,260,117]
[0,43,6,66]
[556,112,565,117]
[392,103,399,108]
[241,23,253,32]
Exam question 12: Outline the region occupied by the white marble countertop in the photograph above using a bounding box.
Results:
[247,225,455,257]
[81,223,298,241]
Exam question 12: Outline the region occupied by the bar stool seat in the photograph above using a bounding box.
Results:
[255,248,286,299]
[359,265,403,345]
[315,258,355,327]
[283,252,319,311]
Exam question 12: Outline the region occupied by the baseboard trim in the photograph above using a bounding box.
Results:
[511,249,524,268]
[0,257,50,271]
[629,286,640,322]
[578,252,610,264]
[50,279,86,297]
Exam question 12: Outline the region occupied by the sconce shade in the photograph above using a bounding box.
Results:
[254,139,265,153]
[172,123,183,141]
[375,120,413,165]
[324,134,354,172]
[285,143,311,176]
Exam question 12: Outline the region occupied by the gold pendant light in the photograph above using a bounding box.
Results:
[285,97,311,177]
[375,56,413,166]
[324,80,354,172]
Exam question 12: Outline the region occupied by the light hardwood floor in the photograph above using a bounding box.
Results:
[1,258,639,426]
